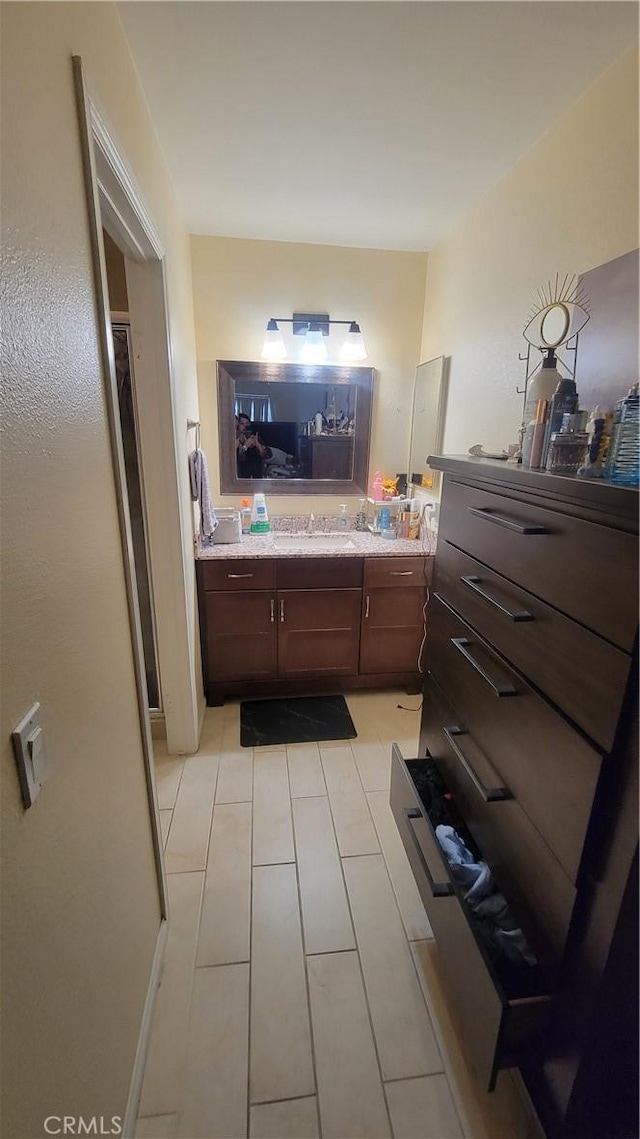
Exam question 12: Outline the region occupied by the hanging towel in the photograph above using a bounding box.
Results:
[189,448,218,543]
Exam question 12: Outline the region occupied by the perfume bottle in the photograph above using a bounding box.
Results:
[607,384,640,486]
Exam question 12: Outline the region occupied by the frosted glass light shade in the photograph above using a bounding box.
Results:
[301,327,328,363]
[339,322,367,361]
[261,320,287,360]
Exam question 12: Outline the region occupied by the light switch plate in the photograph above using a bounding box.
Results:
[11,702,49,808]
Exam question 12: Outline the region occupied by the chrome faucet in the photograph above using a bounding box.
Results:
[306,512,315,535]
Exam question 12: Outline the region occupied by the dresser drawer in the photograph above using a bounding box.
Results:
[200,558,276,591]
[439,479,637,651]
[434,541,632,751]
[390,743,550,1091]
[420,674,576,971]
[427,594,603,882]
[364,556,430,589]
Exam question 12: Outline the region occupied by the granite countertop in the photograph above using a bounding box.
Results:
[196,528,437,560]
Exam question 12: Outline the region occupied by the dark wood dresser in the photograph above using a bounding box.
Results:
[390,456,638,1139]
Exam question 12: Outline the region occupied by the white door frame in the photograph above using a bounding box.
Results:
[73,54,172,921]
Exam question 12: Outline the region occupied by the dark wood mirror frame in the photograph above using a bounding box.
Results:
[217,360,374,496]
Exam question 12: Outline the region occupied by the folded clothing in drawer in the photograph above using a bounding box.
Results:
[407,758,541,994]
[391,744,550,1091]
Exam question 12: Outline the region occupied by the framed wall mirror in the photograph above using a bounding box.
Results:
[217,360,374,495]
[408,356,449,491]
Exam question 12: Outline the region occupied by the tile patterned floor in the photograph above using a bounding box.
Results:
[137,690,542,1139]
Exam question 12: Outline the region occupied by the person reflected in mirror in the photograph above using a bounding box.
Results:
[236,413,272,478]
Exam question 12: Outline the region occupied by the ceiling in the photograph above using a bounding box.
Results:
[118,2,637,252]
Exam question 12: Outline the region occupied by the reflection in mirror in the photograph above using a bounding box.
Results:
[234,380,357,480]
[408,356,449,490]
[540,303,570,348]
[218,361,374,495]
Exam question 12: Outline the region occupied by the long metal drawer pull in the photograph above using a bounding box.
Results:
[390,570,413,576]
[460,575,534,622]
[468,506,549,535]
[270,599,275,623]
[450,637,517,697]
[364,595,370,618]
[443,726,510,802]
[227,573,254,579]
[280,599,285,623]
[403,808,453,897]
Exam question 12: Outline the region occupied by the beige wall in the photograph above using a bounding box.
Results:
[191,236,428,513]
[1,3,199,1135]
[421,46,639,456]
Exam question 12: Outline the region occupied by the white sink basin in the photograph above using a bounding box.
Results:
[272,533,357,552]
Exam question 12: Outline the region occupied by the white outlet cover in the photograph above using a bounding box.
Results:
[11,702,49,808]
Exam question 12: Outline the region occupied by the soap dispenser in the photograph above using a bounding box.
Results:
[337,504,348,530]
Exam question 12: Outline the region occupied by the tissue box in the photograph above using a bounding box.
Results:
[212,508,242,544]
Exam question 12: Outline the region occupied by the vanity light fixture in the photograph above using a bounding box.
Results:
[261,318,287,361]
[260,312,368,363]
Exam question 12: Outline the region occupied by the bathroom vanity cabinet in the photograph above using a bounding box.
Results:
[196,552,432,703]
[392,456,638,1139]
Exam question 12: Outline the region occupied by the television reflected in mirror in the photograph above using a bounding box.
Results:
[217,361,374,495]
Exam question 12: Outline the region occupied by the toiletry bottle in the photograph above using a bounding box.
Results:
[523,349,563,424]
[529,400,550,469]
[408,498,421,540]
[315,412,323,436]
[379,506,391,531]
[541,375,579,467]
[370,471,383,500]
[250,492,271,534]
[578,407,611,478]
[337,504,349,530]
[240,497,252,534]
[607,384,640,486]
[355,498,367,532]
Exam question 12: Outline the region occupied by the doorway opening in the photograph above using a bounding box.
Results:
[103,230,161,712]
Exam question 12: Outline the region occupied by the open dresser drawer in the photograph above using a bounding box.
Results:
[390,741,551,1090]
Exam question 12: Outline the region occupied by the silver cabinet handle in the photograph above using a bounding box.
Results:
[460,575,533,622]
[270,599,275,623]
[443,726,510,802]
[228,573,253,579]
[390,570,413,576]
[280,599,285,623]
[365,595,370,618]
[468,506,548,535]
[403,808,453,897]
[450,637,517,697]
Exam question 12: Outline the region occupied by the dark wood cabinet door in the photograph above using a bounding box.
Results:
[360,586,426,674]
[205,590,278,681]
[277,588,361,677]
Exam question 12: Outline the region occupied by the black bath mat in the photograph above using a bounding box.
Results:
[240,694,357,748]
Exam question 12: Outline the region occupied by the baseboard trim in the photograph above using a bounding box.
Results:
[122,917,169,1138]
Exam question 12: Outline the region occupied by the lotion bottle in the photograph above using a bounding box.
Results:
[250,492,270,534]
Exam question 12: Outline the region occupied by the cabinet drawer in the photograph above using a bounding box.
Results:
[390,743,550,1090]
[364,556,430,589]
[434,541,631,751]
[421,674,576,971]
[439,479,637,651]
[277,557,363,590]
[427,594,602,883]
[200,559,276,591]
